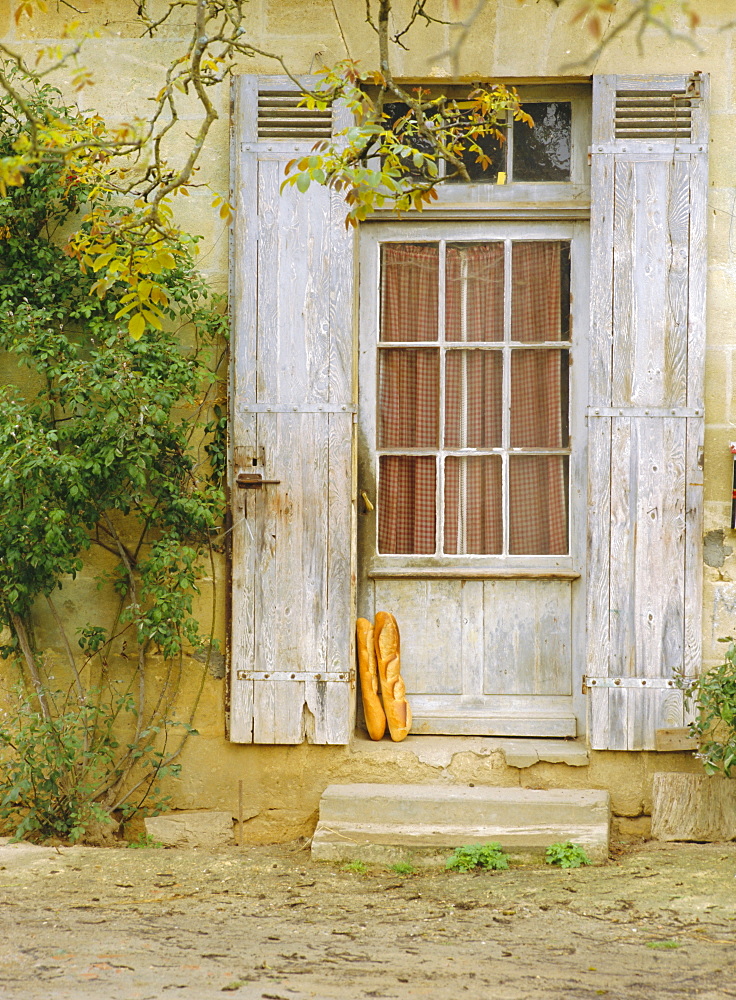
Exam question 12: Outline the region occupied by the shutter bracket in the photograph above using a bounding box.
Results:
[686,71,703,101]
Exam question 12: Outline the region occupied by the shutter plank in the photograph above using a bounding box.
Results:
[254,413,329,675]
[611,160,635,408]
[229,76,260,741]
[684,417,704,679]
[589,155,614,405]
[609,416,634,678]
[257,162,332,405]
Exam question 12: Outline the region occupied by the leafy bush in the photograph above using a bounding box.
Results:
[446,843,510,872]
[681,639,736,777]
[0,687,188,842]
[545,841,592,869]
[0,71,227,840]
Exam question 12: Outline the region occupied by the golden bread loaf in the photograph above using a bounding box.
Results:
[373,611,412,742]
[356,617,386,741]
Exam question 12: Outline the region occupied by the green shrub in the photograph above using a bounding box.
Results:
[545,841,592,869]
[0,686,188,842]
[680,638,736,777]
[446,843,510,872]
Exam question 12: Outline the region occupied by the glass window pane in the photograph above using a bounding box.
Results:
[378,348,439,448]
[444,456,502,554]
[513,102,571,182]
[379,456,436,554]
[446,243,504,342]
[445,350,503,449]
[382,103,436,180]
[509,455,568,555]
[381,243,439,342]
[510,349,569,448]
[511,241,569,343]
[445,127,506,183]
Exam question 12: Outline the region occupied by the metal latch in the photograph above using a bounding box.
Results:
[236,472,281,489]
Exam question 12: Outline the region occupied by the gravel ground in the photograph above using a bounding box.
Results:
[0,838,734,1000]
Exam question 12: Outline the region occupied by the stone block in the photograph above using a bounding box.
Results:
[144,810,234,848]
[311,783,610,864]
[613,815,652,839]
[651,773,736,842]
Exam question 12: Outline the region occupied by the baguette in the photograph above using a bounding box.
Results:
[373,611,412,742]
[356,617,386,741]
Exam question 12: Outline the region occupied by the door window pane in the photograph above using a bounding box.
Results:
[381,243,439,342]
[445,350,503,449]
[511,241,569,342]
[446,243,504,342]
[513,102,571,182]
[510,349,569,448]
[509,455,569,554]
[378,348,439,448]
[378,456,436,554]
[444,456,502,554]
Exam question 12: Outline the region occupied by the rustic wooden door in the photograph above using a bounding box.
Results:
[357,219,589,737]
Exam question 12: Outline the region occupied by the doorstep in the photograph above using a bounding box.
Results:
[311,783,610,864]
[348,732,589,769]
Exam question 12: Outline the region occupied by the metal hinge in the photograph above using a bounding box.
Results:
[236,670,352,682]
[582,675,679,694]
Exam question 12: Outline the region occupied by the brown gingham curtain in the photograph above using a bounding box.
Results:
[508,242,567,555]
[377,241,567,556]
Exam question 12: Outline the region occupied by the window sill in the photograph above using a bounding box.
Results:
[368,567,580,580]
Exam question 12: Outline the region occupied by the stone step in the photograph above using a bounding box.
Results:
[311,783,610,864]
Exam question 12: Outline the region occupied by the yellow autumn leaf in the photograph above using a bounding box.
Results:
[128,313,146,340]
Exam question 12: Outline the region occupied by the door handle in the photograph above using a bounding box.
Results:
[360,490,374,512]
[236,472,281,489]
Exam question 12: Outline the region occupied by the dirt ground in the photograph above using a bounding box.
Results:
[0,838,734,1000]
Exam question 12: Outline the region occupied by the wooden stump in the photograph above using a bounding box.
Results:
[651,773,736,842]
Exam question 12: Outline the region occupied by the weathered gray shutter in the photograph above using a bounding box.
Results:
[586,74,707,749]
[229,76,355,744]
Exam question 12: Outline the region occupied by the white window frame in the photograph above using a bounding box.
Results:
[358,218,590,578]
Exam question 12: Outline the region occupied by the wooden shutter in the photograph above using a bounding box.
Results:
[229,76,355,744]
[586,74,707,750]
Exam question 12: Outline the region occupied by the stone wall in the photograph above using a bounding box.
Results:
[1,1,735,842]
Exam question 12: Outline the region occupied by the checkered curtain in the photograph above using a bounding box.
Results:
[444,243,504,553]
[508,242,567,554]
[377,240,568,556]
[378,244,439,553]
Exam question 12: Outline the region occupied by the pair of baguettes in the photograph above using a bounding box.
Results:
[356,612,412,742]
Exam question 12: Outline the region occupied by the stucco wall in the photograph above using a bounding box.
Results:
[2,1,735,841]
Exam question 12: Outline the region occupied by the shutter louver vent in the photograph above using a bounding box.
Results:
[257,91,332,141]
[615,90,692,140]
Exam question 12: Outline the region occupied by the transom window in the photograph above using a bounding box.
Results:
[375,239,571,556]
[385,100,572,184]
